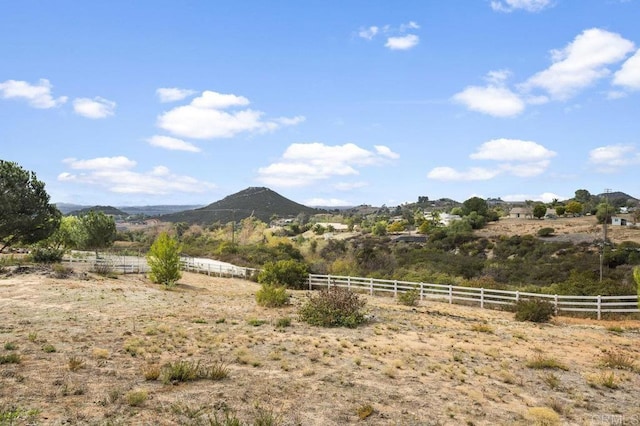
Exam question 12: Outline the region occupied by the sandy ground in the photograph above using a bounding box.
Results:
[476,215,640,245]
[0,267,639,425]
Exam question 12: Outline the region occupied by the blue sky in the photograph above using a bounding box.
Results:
[1,0,639,207]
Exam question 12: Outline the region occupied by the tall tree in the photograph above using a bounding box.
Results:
[533,204,547,219]
[147,232,182,287]
[462,197,488,216]
[0,160,61,252]
[77,210,116,256]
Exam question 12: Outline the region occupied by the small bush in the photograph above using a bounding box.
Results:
[298,287,367,328]
[275,317,291,328]
[255,284,289,308]
[42,344,56,353]
[537,227,555,237]
[356,404,374,420]
[526,354,568,371]
[31,247,64,263]
[600,350,636,371]
[258,259,308,289]
[0,353,21,364]
[161,360,228,384]
[52,264,73,279]
[142,364,161,381]
[125,390,148,407]
[68,356,85,371]
[147,232,182,287]
[247,318,267,327]
[3,342,17,350]
[397,287,419,306]
[514,298,555,323]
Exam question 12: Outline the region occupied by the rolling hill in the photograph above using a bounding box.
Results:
[158,187,323,224]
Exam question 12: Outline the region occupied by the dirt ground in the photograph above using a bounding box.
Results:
[0,266,639,425]
[475,215,640,245]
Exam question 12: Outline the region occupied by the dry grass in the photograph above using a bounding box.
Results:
[0,268,639,425]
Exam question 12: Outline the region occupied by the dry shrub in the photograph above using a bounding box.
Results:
[298,287,367,328]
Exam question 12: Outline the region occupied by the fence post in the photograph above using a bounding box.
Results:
[515,291,519,303]
[554,294,559,315]
[370,277,374,296]
[394,280,398,299]
[597,295,602,320]
[347,276,351,290]
[327,274,331,289]
[480,288,484,309]
[448,285,453,304]
[308,275,312,291]
[420,283,424,301]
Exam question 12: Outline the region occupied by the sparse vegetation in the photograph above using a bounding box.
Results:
[526,354,568,371]
[397,286,420,306]
[161,359,229,384]
[356,403,374,420]
[298,287,367,328]
[255,284,289,307]
[125,389,148,406]
[600,349,636,371]
[514,298,555,323]
[0,353,21,364]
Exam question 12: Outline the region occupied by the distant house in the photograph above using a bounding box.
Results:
[315,222,349,232]
[612,217,628,226]
[509,207,532,219]
[423,212,461,226]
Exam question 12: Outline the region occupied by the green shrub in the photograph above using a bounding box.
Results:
[275,317,291,328]
[397,286,419,306]
[514,298,555,323]
[258,259,308,289]
[0,353,21,364]
[255,284,289,307]
[298,287,367,328]
[51,263,73,278]
[31,247,64,263]
[161,360,228,384]
[147,232,182,287]
[537,227,555,237]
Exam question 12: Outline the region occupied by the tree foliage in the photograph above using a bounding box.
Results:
[76,211,117,255]
[0,160,61,252]
[533,204,547,219]
[462,197,488,216]
[258,259,309,289]
[147,232,182,287]
[565,201,583,215]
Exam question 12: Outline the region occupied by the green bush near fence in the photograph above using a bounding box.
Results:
[514,298,555,323]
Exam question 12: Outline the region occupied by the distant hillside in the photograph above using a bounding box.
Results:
[596,191,638,204]
[68,205,128,216]
[118,205,204,216]
[159,187,323,224]
[55,203,88,215]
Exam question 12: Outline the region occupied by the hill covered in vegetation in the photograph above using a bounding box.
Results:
[159,187,323,225]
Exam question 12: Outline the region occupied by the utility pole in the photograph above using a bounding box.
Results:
[600,188,611,282]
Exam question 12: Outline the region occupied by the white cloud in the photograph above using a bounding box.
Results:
[490,0,553,13]
[73,97,116,119]
[334,181,367,191]
[502,192,567,203]
[156,87,197,103]
[375,145,400,159]
[59,156,215,194]
[589,144,640,172]
[157,90,303,139]
[0,78,67,108]
[613,49,640,90]
[146,135,201,152]
[358,26,379,40]
[427,167,500,181]
[305,198,352,207]
[521,28,635,100]
[452,85,525,117]
[428,138,555,181]
[385,34,419,50]
[257,142,399,187]
[470,138,556,162]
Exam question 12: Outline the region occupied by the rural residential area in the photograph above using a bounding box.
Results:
[2,1,640,425]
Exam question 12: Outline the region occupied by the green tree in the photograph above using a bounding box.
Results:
[462,197,488,216]
[555,205,566,216]
[77,211,116,256]
[0,160,61,252]
[533,204,547,219]
[565,201,583,216]
[371,220,388,236]
[258,259,309,289]
[387,220,406,233]
[574,189,592,204]
[147,232,182,287]
[595,202,616,224]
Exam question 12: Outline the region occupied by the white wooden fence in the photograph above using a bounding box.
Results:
[308,274,640,320]
[63,252,256,279]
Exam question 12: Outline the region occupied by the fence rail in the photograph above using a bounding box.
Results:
[63,252,256,280]
[308,274,640,320]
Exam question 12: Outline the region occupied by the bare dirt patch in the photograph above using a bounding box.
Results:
[1,268,639,425]
[476,215,640,245]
